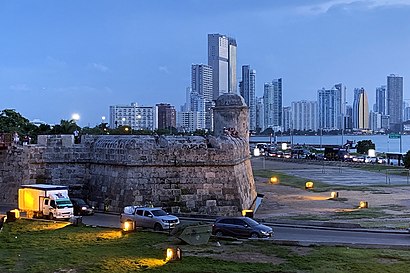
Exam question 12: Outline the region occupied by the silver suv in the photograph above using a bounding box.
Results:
[120,207,180,231]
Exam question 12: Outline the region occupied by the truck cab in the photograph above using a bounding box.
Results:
[43,195,73,220]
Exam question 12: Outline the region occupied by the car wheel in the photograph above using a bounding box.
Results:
[154,223,163,231]
[48,213,54,220]
[215,231,224,237]
[250,232,259,238]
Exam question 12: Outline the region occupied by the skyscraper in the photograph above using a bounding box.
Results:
[239,65,256,132]
[317,84,343,130]
[387,74,404,132]
[208,34,237,100]
[375,85,386,115]
[263,78,282,131]
[358,89,369,130]
[191,64,213,130]
[256,97,264,133]
[291,100,318,131]
[352,88,369,130]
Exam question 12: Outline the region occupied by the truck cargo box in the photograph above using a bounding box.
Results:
[18,184,69,212]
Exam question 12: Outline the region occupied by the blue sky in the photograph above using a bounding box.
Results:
[1,0,409,126]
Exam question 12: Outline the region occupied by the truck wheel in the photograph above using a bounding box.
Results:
[154,223,162,231]
[48,213,54,220]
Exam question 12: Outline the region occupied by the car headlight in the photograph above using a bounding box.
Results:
[260,230,269,235]
[81,206,87,210]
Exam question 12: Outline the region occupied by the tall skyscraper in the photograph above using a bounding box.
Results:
[358,89,369,130]
[282,106,292,132]
[191,64,213,130]
[256,97,264,133]
[387,74,404,132]
[208,34,237,100]
[291,100,318,131]
[263,78,282,131]
[239,65,256,132]
[317,84,343,130]
[352,88,369,130]
[375,85,386,115]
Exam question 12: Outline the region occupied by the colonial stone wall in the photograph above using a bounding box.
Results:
[0,134,256,216]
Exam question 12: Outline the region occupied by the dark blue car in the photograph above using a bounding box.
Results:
[212,217,273,238]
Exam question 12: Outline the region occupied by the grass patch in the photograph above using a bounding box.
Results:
[333,208,387,220]
[253,169,374,192]
[2,220,410,272]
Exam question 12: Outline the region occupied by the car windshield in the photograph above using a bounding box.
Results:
[56,199,73,208]
[244,218,260,226]
[74,199,86,205]
[151,209,167,216]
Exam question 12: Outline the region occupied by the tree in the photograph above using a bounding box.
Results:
[356,140,376,154]
[404,150,410,169]
[0,109,38,140]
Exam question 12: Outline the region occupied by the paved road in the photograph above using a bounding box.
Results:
[252,157,410,186]
[81,213,410,248]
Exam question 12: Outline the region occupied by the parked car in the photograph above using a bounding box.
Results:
[365,156,377,164]
[120,206,180,231]
[70,198,94,216]
[212,216,273,238]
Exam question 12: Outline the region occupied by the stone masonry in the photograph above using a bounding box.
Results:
[0,94,257,215]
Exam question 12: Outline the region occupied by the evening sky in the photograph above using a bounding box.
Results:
[1,0,409,126]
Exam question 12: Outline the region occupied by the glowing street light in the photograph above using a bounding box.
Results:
[71,113,80,121]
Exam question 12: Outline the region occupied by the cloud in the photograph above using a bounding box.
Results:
[9,84,30,92]
[87,62,109,72]
[298,0,410,15]
[158,65,170,74]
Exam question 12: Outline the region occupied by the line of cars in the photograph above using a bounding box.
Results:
[120,205,273,239]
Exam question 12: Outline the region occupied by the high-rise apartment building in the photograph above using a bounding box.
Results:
[282,106,292,132]
[291,100,318,131]
[208,34,237,100]
[317,84,344,130]
[109,103,156,131]
[358,89,369,130]
[256,97,264,133]
[387,74,404,132]
[263,78,282,131]
[375,85,386,115]
[156,103,176,130]
[191,64,213,130]
[239,65,256,132]
[352,88,369,130]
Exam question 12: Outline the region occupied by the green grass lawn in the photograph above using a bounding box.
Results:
[2,220,410,273]
[253,169,373,192]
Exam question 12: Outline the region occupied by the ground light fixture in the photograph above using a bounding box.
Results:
[359,201,369,209]
[330,192,339,199]
[122,220,134,232]
[166,247,182,262]
[305,181,314,189]
[270,176,279,184]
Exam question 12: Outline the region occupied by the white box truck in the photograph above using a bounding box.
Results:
[18,184,74,220]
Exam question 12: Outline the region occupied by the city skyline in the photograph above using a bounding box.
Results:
[1,0,409,126]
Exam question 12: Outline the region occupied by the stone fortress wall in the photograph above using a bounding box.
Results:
[0,94,257,215]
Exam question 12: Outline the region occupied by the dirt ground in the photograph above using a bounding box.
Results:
[252,159,410,229]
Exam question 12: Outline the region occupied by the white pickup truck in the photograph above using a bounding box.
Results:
[120,206,180,231]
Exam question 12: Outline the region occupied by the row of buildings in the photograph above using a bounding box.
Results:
[109,33,405,134]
